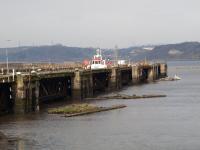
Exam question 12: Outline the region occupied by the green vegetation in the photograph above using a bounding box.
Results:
[48,103,101,114]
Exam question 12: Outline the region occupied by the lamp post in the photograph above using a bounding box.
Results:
[5,40,11,75]
[6,47,8,74]
[5,40,12,82]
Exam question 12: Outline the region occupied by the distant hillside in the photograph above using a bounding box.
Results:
[0,42,200,62]
[117,42,200,61]
[0,45,96,62]
[143,42,200,61]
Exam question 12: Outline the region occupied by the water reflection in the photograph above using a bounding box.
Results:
[0,134,25,150]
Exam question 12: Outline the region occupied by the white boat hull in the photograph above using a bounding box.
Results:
[91,64,107,70]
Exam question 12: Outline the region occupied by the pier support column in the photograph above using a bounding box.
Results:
[132,66,140,84]
[72,70,82,101]
[148,67,154,81]
[34,81,40,111]
[82,73,93,98]
[160,63,168,78]
[72,70,94,100]
[110,68,117,90]
[109,67,121,90]
[155,65,159,79]
[88,73,93,97]
[14,75,40,114]
[154,65,158,80]
[14,75,25,114]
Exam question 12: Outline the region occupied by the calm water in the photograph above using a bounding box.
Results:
[1,61,200,150]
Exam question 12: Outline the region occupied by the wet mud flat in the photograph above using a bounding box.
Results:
[85,94,167,100]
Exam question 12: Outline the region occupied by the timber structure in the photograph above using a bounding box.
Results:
[0,62,167,114]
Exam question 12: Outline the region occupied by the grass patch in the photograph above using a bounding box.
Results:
[48,103,101,114]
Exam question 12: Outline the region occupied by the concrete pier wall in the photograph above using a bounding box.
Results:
[0,62,167,114]
[110,67,121,90]
[72,70,93,100]
[132,66,140,84]
[14,75,40,113]
[160,63,168,78]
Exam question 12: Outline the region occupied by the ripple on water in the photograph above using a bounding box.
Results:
[1,61,200,150]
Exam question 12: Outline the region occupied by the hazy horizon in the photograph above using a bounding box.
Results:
[1,0,200,48]
[0,41,200,50]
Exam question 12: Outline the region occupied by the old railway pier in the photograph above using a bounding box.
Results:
[0,63,167,114]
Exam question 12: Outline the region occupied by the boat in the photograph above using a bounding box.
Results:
[88,49,107,70]
[174,74,181,80]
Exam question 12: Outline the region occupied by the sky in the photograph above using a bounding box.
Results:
[0,0,200,48]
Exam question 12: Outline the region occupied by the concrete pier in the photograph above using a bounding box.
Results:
[0,62,167,114]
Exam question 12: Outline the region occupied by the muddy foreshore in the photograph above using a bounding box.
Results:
[86,94,167,100]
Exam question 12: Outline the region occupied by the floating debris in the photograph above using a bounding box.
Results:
[159,75,181,81]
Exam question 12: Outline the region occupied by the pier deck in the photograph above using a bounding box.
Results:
[0,62,167,114]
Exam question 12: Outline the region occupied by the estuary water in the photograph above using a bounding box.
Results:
[1,61,200,150]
